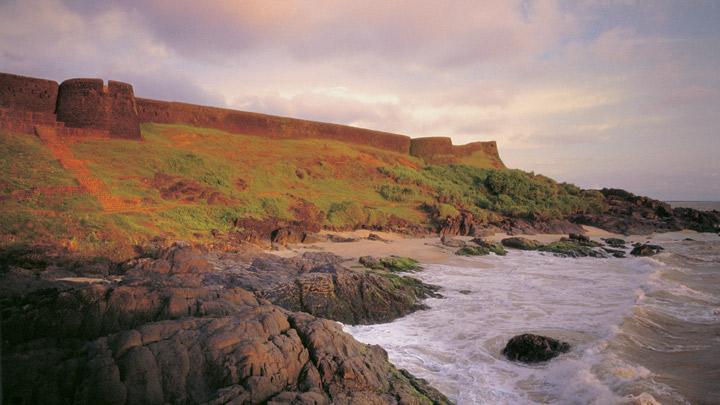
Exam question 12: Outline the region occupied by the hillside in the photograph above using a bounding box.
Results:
[0,122,586,259]
[1,72,718,261]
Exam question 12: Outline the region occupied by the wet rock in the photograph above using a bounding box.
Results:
[630,244,664,257]
[470,238,507,255]
[602,247,626,258]
[539,240,607,258]
[502,334,571,363]
[456,243,506,257]
[500,237,542,250]
[602,238,627,248]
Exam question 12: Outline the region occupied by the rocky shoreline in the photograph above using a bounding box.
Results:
[2,207,718,404]
[1,242,449,404]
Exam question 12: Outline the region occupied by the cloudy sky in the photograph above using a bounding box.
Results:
[1,0,719,200]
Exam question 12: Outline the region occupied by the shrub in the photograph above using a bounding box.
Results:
[377,184,415,202]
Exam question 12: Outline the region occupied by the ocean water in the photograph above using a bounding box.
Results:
[345,232,720,404]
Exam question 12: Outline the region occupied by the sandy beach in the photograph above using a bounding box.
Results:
[269,225,648,266]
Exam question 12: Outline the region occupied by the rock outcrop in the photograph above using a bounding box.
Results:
[501,237,542,250]
[1,243,450,404]
[571,188,720,235]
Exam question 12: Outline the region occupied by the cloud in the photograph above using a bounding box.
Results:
[0,0,718,199]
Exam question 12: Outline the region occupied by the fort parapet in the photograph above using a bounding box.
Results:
[0,71,503,166]
[0,72,58,113]
[135,98,411,154]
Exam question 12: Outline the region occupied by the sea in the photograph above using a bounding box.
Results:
[345,210,720,404]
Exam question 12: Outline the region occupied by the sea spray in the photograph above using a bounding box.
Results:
[345,232,720,404]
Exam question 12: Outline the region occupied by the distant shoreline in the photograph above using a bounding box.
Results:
[667,201,720,211]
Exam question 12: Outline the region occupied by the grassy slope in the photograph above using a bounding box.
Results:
[0,123,605,259]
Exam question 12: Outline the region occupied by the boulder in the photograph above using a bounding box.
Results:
[456,239,506,256]
[630,244,664,257]
[602,238,627,248]
[502,333,571,363]
[539,240,607,258]
[500,237,542,250]
[568,233,590,243]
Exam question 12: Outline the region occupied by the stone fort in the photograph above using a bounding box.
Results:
[0,72,503,166]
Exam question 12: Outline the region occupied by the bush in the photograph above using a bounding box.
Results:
[377,184,415,202]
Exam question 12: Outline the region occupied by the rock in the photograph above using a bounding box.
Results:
[1,246,451,405]
[456,243,506,257]
[458,290,472,295]
[501,237,542,250]
[568,233,590,243]
[539,240,607,258]
[502,333,571,363]
[367,233,386,241]
[326,234,359,243]
[561,235,601,247]
[602,247,626,258]
[359,256,421,272]
[470,238,507,255]
[630,244,664,257]
[570,188,720,235]
[602,238,627,248]
[440,235,466,248]
[218,252,438,325]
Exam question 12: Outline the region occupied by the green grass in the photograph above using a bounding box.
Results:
[1,123,609,259]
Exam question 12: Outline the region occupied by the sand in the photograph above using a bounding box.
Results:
[268,226,634,267]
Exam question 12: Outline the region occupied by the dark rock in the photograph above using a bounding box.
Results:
[602,247,626,258]
[570,189,720,235]
[602,238,627,248]
[440,235,466,248]
[568,233,590,243]
[630,244,664,257]
[456,242,506,257]
[502,334,571,363]
[501,237,542,250]
[458,290,472,295]
[367,233,386,241]
[539,240,607,258]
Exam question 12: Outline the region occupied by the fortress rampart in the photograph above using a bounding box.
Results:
[135,98,412,154]
[409,137,502,167]
[0,71,503,166]
[0,72,58,113]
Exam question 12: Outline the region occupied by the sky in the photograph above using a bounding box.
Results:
[1,0,719,200]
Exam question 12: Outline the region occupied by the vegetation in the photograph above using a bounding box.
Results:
[1,123,609,258]
[361,256,421,272]
[456,243,506,256]
[539,240,604,258]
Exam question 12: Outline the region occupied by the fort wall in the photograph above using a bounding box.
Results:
[0,71,503,166]
[0,73,58,113]
[410,137,503,167]
[136,98,412,154]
